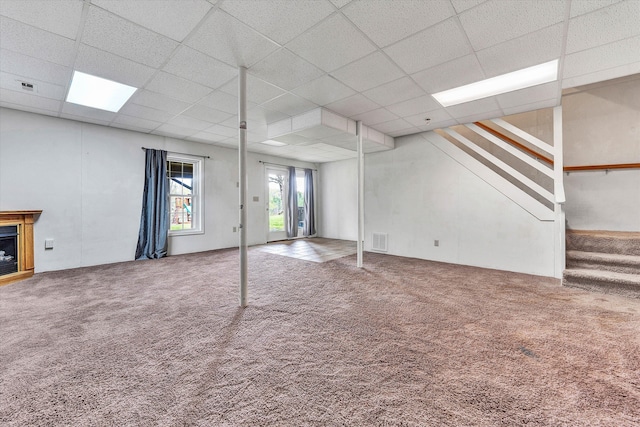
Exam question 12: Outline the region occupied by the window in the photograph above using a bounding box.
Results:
[168,155,203,235]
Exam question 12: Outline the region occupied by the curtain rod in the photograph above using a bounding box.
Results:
[258,160,317,171]
[141,147,210,159]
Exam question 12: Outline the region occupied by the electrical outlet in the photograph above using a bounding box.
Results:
[233,227,237,232]
[253,196,259,202]
[434,240,439,247]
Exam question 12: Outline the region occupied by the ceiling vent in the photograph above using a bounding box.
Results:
[20,81,36,92]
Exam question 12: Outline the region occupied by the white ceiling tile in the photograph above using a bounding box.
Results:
[459,0,565,51]
[0,71,65,100]
[219,0,335,45]
[331,51,404,92]
[0,49,72,86]
[349,108,399,125]
[247,106,289,124]
[501,98,558,116]
[416,118,458,133]
[496,81,559,110]
[261,93,317,116]
[370,118,414,134]
[404,108,454,127]
[286,13,376,72]
[163,46,236,89]
[563,36,640,79]
[92,0,212,42]
[562,61,640,89]
[0,16,76,66]
[451,0,487,14]
[386,95,441,117]
[384,18,472,74]
[0,0,83,39]
[129,90,191,115]
[60,113,111,127]
[0,88,61,112]
[324,93,380,117]
[186,10,280,67]
[205,124,237,138]
[189,130,230,144]
[153,123,198,138]
[445,97,502,119]
[570,0,624,18]
[167,114,213,132]
[475,24,563,78]
[220,75,285,105]
[198,90,240,114]
[249,49,325,90]
[411,54,485,94]
[62,102,116,122]
[0,102,58,118]
[110,121,154,133]
[74,44,155,88]
[145,71,213,103]
[182,104,232,124]
[81,6,178,68]
[566,0,640,54]
[293,74,356,106]
[455,109,504,125]
[118,103,172,123]
[362,77,425,107]
[111,114,161,132]
[342,0,454,48]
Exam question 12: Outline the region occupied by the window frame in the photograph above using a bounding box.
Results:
[167,153,204,236]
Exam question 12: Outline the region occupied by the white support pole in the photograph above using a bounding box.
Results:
[238,66,248,307]
[553,105,566,279]
[356,121,364,268]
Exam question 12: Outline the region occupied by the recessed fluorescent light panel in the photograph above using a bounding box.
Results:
[260,140,287,146]
[432,59,559,107]
[66,71,137,112]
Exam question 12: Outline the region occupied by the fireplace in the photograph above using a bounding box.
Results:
[0,226,19,276]
[0,211,41,286]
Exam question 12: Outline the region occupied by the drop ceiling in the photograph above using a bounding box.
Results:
[1,0,639,163]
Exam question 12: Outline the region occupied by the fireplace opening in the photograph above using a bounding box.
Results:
[0,225,19,276]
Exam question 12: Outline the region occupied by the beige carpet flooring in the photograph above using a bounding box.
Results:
[1,248,639,426]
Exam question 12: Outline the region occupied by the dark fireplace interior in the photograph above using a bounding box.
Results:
[0,225,18,276]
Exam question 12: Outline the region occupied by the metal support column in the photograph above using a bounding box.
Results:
[553,105,566,279]
[356,121,364,268]
[238,66,248,307]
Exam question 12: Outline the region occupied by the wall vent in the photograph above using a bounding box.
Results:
[371,232,388,252]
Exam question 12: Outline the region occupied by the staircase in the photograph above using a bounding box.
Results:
[563,230,640,299]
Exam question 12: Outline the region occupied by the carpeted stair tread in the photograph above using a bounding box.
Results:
[566,229,640,256]
[563,268,640,299]
[566,250,640,274]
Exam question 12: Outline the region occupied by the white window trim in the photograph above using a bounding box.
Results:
[168,153,204,237]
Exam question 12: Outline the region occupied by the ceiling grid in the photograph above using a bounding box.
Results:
[0,0,638,162]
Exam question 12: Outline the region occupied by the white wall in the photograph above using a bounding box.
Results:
[562,76,640,231]
[0,108,316,272]
[363,134,555,276]
[318,158,357,241]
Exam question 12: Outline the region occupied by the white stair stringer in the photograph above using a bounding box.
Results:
[421,131,554,221]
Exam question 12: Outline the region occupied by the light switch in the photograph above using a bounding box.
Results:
[45,239,54,249]
[253,196,259,202]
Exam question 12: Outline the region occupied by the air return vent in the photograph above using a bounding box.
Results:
[20,81,35,92]
[371,232,388,252]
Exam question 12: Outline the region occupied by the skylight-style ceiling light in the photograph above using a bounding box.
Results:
[432,59,559,107]
[66,71,137,112]
[260,139,287,146]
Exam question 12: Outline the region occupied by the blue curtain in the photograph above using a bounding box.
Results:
[303,168,316,236]
[135,149,169,260]
[286,166,298,238]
